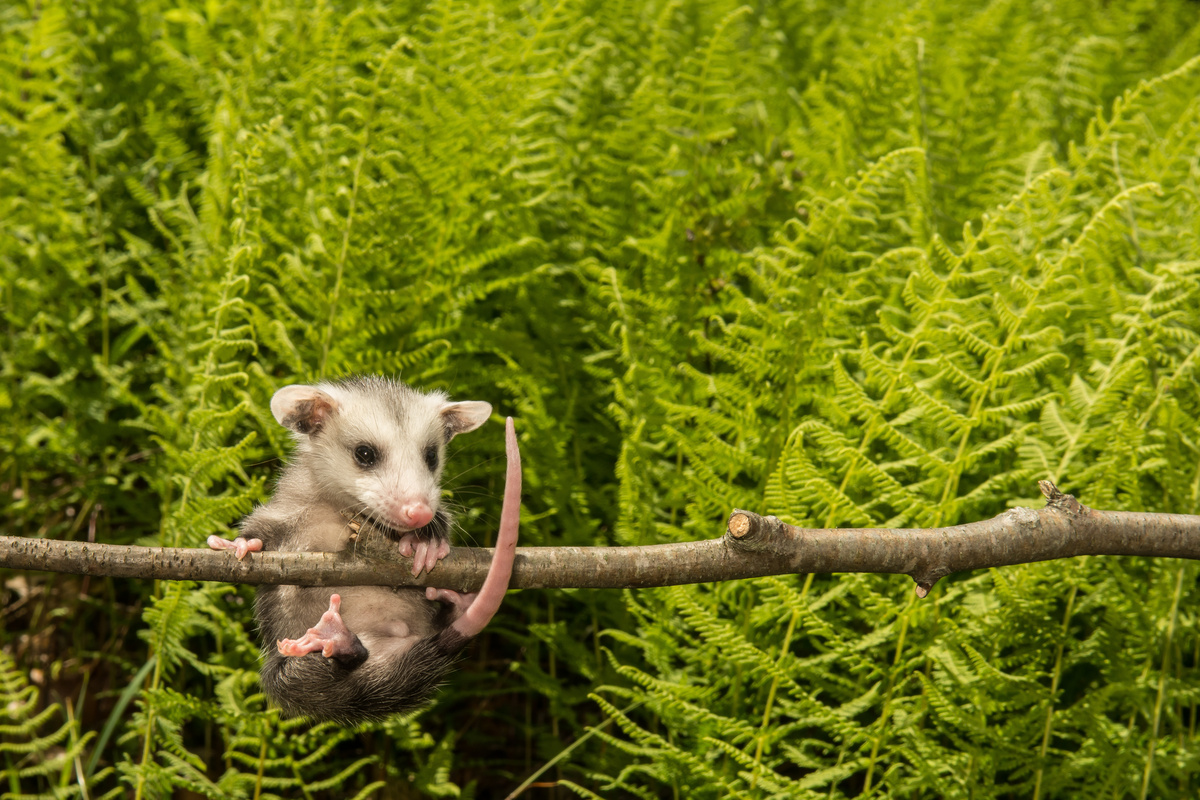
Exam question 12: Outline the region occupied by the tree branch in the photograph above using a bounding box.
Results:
[5,483,1200,593]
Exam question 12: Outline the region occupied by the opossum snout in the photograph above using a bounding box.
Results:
[400,501,434,529]
[382,499,434,530]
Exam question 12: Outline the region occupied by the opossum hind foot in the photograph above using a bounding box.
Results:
[277,594,368,666]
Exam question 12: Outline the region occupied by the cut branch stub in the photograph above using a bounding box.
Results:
[725,509,788,549]
[727,511,752,540]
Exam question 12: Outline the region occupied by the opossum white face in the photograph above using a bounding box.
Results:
[270,377,491,531]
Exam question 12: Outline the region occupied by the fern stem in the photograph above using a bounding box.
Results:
[64,697,91,800]
[749,573,811,793]
[548,597,562,791]
[84,141,110,369]
[504,701,644,800]
[290,753,317,800]
[912,36,938,238]
[934,244,1053,524]
[863,590,916,793]
[253,735,268,800]
[1138,565,1185,800]
[1111,141,1145,266]
[319,145,366,378]
[1100,662,1154,797]
[134,583,185,800]
[1033,577,1080,800]
[133,707,155,800]
[135,226,251,796]
[725,589,754,781]
[933,431,973,526]
[1189,637,1199,744]
[840,224,972,528]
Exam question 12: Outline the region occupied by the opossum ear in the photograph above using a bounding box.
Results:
[440,401,492,438]
[271,385,339,435]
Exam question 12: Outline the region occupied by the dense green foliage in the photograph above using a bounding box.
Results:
[4,0,1200,797]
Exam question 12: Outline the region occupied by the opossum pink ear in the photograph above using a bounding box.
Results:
[271,385,339,435]
[440,401,492,438]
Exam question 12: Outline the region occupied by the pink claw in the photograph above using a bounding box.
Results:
[412,539,429,577]
[207,535,263,561]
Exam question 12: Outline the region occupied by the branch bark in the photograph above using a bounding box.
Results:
[5,483,1200,593]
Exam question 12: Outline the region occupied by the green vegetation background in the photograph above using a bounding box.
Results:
[4,0,1200,797]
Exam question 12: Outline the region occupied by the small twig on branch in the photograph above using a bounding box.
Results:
[3,482,1199,594]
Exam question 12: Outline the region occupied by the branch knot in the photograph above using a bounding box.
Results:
[1038,480,1087,516]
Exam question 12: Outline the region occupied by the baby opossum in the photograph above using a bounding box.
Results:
[207,376,521,724]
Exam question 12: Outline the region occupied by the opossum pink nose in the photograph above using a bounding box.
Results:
[400,502,434,529]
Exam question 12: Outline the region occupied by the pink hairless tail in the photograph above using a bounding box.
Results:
[448,416,521,638]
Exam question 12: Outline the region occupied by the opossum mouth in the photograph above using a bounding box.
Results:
[358,510,449,540]
[362,514,411,535]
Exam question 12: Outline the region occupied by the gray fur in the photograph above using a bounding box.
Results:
[246,376,490,723]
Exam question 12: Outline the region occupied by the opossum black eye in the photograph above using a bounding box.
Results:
[353,444,378,468]
[423,444,439,472]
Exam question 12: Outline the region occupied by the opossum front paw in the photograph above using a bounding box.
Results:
[207,535,263,561]
[398,533,450,577]
[277,594,367,665]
